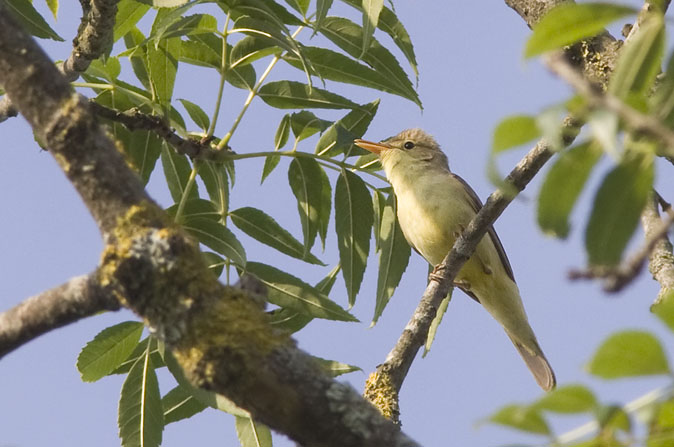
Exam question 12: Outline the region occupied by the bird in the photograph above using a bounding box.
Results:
[354,128,556,391]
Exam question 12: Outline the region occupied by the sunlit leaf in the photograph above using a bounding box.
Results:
[230,207,325,265]
[313,356,361,377]
[118,349,163,447]
[423,290,451,357]
[335,169,373,306]
[166,198,220,221]
[147,34,180,110]
[537,141,602,238]
[235,417,272,447]
[534,384,598,413]
[525,3,636,58]
[197,161,229,216]
[492,115,540,153]
[588,330,670,378]
[488,404,551,435]
[114,0,151,42]
[245,262,357,321]
[652,289,674,332]
[609,14,664,100]
[111,337,165,375]
[77,321,144,382]
[361,0,383,57]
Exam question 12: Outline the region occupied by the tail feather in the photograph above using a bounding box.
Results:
[507,333,556,392]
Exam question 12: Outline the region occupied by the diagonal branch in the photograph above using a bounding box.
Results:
[0,273,120,359]
[0,0,119,122]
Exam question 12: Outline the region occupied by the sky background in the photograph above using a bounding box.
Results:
[2,1,674,446]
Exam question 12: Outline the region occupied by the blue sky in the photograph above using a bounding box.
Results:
[2,1,674,446]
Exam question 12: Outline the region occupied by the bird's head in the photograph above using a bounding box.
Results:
[354,128,450,174]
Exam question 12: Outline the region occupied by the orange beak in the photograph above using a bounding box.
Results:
[353,139,391,155]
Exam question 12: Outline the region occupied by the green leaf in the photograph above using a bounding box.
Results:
[154,14,217,41]
[284,0,309,16]
[166,198,220,221]
[6,0,64,41]
[525,2,636,58]
[317,165,332,249]
[652,49,674,127]
[111,337,165,375]
[178,98,210,132]
[45,0,58,19]
[230,207,325,265]
[371,189,385,252]
[147,33,180,110]
[423,290,452,357]
[313,356,361,377]
[162,385,207,425]
[183,218,247,267]
[261,154,281,184]
[652,289,674,332]
[114,0,151,42]
[77,321,144,382]
[288,157,324,253]
[202,251,226,277]
[283,46,419,105]
[648,399,674,447]
[314,0,334,33]
[231,36,281,68]
[198,161,229,216]
[160,144,199,203]
[235,417,272,447]
[585,151,654,266]
[290,111,331,142]
[537,141,602,238]
[588,330,670,378]
[319,17,418,108]
[534,384,598,413]
[275,114,291,150]
[126,130,162,184]
[258,80,359,109]
[488,404,551,435]
[372,194,410,324]
[609,15,664,100]
[315,99,379,157]
[245,262,357,321]
[124,27,152,90]
[118,348,164,447]
[335,169,374,306]
[361,0,383,57]
[339,0,418,79]
[492,115,540,153]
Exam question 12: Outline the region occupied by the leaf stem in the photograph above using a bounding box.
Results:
[227,150,388,184]
[174,162,200,223]
[207,13,231,139]
[216,25,306,150]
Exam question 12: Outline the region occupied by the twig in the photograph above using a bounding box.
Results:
[90,102,230,161]
[568,202,674,292]
[0,273,119,359]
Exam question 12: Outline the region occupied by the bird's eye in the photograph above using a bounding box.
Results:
[403,141,415,150]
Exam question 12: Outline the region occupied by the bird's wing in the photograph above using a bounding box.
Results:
[449,173,516,283]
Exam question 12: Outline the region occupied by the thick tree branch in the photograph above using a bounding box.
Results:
[0,0,119,122]
[0,274,119,359]
[0,7,416,446]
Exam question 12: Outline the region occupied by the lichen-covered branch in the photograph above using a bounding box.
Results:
[0,274,119,359]
[0,7,416,446]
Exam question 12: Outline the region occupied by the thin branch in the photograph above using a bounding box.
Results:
[569,196,674,293]
[544,51,674,158]
[0,273,119,359]
[90,102,230,161]
[0,0,119,122]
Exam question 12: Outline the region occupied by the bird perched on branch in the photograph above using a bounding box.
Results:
[354,128,555,391]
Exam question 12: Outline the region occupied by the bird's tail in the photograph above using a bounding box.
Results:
[506,332,556,392]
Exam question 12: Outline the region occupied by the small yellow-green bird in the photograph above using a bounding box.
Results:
[354,128,555,391]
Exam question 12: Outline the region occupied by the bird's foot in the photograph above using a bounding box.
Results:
[428,265,445,283]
